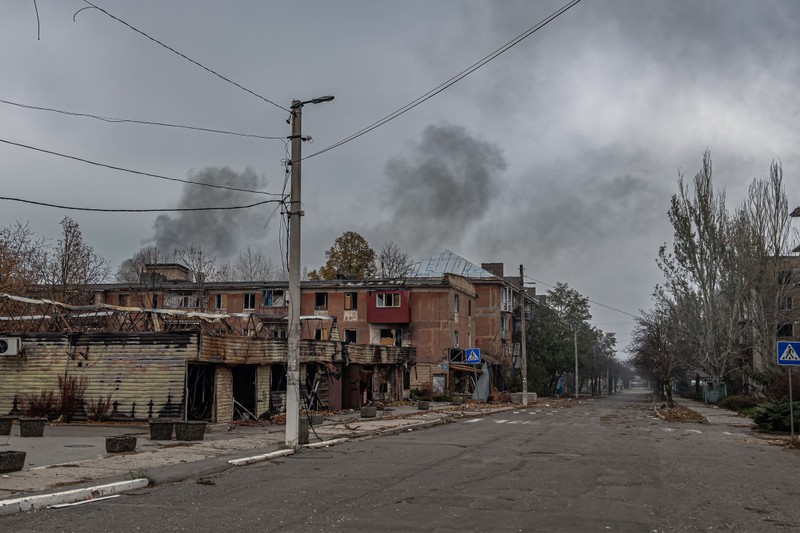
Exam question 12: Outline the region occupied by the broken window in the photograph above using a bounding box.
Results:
[315,292,328,310]
[376,293,400,307]
[118,294,128,306]
[263,289,285,307]
[243,293,256,311]
[344,292,358,310]
[777,323,793,337]
[454,294,460,314]
[165,291,199,309]
[214,294,223,310]
[344,329,357,344]
[453,330,459,348]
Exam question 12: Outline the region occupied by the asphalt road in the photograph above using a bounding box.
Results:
[3,389,799,532]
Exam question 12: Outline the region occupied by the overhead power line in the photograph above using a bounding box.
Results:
[74,1,289,113]
[524,274,639,319]
[304,0,583,160]
[0,137,283,197]
[0,98,285,140]
[0,195,282,213]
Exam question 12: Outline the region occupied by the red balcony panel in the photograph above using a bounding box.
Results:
[366,290,411,324]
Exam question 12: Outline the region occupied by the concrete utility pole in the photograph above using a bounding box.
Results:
[519,265,528,406]
[574,327,579,399]
[286,95,334,448]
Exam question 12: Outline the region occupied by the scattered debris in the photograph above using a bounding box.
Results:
[196,478,216,486]
[657,405,707,423]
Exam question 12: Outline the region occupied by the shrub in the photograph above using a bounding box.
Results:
[58,375,88,423]
[752,401,800,433]
[85,394,113,421]
[717,394,760,413]
[23,390,57,418]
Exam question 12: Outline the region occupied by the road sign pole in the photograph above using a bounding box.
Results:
[790,367,795,441]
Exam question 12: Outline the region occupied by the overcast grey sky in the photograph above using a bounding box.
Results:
[3,1,800,352]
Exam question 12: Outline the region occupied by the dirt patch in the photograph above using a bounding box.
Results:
[657,405,707,423]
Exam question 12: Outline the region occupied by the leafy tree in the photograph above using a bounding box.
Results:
[308,231,377,280]
[526,282,594,396]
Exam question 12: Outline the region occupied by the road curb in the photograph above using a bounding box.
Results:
[0,478,150,516]
[303,438,349,449]
[228,448,294,466]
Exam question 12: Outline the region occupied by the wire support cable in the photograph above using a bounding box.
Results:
[0,98,284,140]
[524,274,638,319]
[0,137,283,197]
[0,195,281,213]
[304,0,583,160]
[74,1,290,113]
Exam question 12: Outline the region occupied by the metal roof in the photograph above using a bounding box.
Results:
[408,250,498,279]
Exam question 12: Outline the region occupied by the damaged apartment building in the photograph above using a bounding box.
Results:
[0,252,529,422]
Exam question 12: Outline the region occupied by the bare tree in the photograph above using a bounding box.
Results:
[0,221,44,295]
[217,247,275,282]
[629,302,684,407]
[378,241,413,279]
[116,246,168,283]
[37,217,110,304]
[175,242,217,311]
[657,152,743,383]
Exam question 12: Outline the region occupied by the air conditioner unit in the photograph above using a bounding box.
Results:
[0,337,21,356]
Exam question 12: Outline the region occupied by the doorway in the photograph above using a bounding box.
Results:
[232,365,257,420]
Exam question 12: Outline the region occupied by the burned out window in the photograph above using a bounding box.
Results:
[243,293,256,311]
[315,292,328,310]
[454,294,460,314]
[376,293,400,307]
[344,329,357,344]
[778,271,793,284]
[453,330,459,348]
[781,297,793,310]
[214,294,223,310]
[118,294,128,306]
[344,292,358,310]
[270,364,287,392]
[263,289,285,307]
[468,299,472,317]
[777,323,793,337]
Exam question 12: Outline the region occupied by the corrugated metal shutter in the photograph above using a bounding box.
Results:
[0,333,194,420]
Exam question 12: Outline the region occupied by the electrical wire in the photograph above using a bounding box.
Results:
[304,0,583,161]
[0,137,283,197]
[74,1,289,113]
[524,274,639,319]
[0,195,280,213]
[0,98,285,140]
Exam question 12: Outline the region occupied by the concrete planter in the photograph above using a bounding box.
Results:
[417,401,430,410]
[0,417,12,436]
[19,417,45,437]
[106,435,137,453]
[0,451,26,473]
[175,421,207,441]
[309,414,324,426]
[148,419,174,441]
[360,406,377,418]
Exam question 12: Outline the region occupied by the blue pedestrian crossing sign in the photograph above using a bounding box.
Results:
[777,341,800,366]
[465,348,481,365]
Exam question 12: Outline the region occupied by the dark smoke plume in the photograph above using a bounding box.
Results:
[378,123,506,250]
[146,166,270,259]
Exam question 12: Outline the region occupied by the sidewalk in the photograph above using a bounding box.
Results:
[673,397,754,427]
[0,401,515,503]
